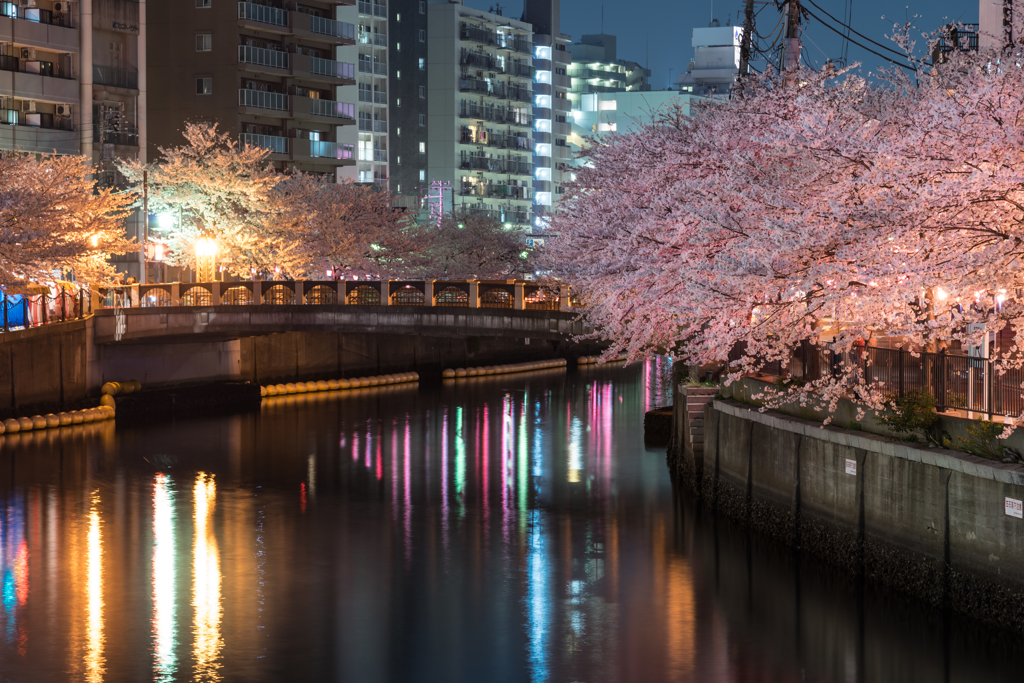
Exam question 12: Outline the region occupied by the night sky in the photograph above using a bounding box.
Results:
[463,0,980,88]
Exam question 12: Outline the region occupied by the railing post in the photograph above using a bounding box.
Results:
[468,280,480,309]
[296,280,308,305]
[209,282,222,306]
[380,281,391,307]
[252,280,263,305]
[513,282,524,310]
[938,350,947,413]
[559,284,571,312]
[130,284,140,308]
[61,291,67,321]
[338,280,347,306]
[424,280,435,307]
[23,298,29,328]
[78,289,83,319]
[988,358,994,420]
[41,293,47,325]
[3,293,7,332]
[170,283,181,307]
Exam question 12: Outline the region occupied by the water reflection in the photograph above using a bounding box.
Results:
[192,473,222,681]
[0,360,1019,681]
[85,492,103,683]
[152,474,176,681]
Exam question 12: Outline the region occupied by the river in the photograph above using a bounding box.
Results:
[0,360,1019,682]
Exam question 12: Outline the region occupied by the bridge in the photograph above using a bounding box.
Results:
[0,279,598,417]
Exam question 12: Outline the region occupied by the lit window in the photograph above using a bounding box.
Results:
[419,142,425,153]
[418,57,425,70]
[535,167,551,181]
[396,42,400,51]
[396,12,400,21]
[196,77,212,95]
[535,94,551,108]
[535,191,552,206]
[535,143,551,156]
[598,122,617,132]
[535,45,551,60]
[534,118,551,132]
[396,69,401,79]
[195,34,212,51]
[397,156,401,164]
[397,127,401,135]
[419,169,425,181]
[535,70,551,84]
[599,99,617,111]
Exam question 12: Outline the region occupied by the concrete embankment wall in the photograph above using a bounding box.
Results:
[672,398,1024,632]
[1,321,588,417]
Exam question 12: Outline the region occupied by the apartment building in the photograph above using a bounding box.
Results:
[567,34,650,107]
[427,2,533,230]
[522,0,568,235]
[0,0,145,165]
[387,0,425,199]
[147,0,358,177]
[337,0,388,186]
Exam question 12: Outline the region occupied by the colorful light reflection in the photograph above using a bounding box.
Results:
[192,473,223,681]
[152,474,177,682]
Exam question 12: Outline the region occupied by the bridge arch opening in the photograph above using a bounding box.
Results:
[348,285,381,306]
[393,286,424,306]
[435,287,469,307]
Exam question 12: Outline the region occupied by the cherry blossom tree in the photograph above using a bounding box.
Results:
[0,151,136,290]
[275,173,411,278]
[547,38,1024,422]
[118,123,287,276]
[403,212,528,280]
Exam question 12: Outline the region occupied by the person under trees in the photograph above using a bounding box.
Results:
[546,28,1024,422]
[0,151,136,290]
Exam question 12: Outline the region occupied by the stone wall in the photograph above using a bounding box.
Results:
[682,399,1024,632]
[0,320,92,419]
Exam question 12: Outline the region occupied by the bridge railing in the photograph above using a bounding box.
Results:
[92,280,581,312]
[2,286,92,333]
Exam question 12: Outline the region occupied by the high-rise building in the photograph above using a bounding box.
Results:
[426,2,534,230]
[387,0,425,199]
[567,34,650,110]
[522,0,570,236]
[147,0,358,178]
[338,0,388,186]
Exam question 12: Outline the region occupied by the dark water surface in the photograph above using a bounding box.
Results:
[0,360,1020,682]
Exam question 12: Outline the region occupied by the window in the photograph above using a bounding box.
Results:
[419,169,425,181]
[196,0,211,6]
[418,85,425,98]
[397,184,401,192]
[396,12,400,21]
[418,57,425,70]
[396,69,400,79]
[195,34,212,52]
[396,156,401,164]
[396,42,400,52]
[396,127,401,135]
[418,113,426,126]
[418,142,425,153]
[419,1,425,13]
[196,77,212,95]
[396,97,401,107]
[418,29,426,42]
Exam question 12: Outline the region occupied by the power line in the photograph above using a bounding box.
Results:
[803,0,908,58]
[802,6,917,71]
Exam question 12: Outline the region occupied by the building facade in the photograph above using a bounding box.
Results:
[522,0,569,236]
[427,2,533,229]
[387,0,426,200]
[147,0,358,177]
[337,0,388,186]
[567,33,649,110]
[676,25,742,96]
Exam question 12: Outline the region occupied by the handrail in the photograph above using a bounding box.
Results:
[1,287,92,333]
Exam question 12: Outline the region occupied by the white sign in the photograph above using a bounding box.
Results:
[844,459,857,476]
[1006,497,1023,519]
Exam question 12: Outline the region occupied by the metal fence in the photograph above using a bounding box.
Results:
[762,341,1024,419]
[2,288,91,332]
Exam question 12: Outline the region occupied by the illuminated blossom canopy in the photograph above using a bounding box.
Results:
[0,152,136,289]
[547,39,1024,418]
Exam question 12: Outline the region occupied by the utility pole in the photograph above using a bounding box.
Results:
[737,0,756,92]
[141,169,148,284]
[782,0,802,83]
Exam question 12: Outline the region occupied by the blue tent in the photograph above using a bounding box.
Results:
[2,295,27,327]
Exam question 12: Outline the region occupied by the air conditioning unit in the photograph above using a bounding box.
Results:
[53,1,70,11]
[20,100,36,114]
[20,47,36,60]
[56,104,72,117]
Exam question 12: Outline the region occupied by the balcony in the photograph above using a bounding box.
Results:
[461,24,495,45]
[460,78,505,98]
[358,31,387,47]
[461,52,498,71]
[358,89,386,104]
[358,60,387,75]
[0,2,73,27]
[310,56,354,80]
[238,1,288,27]
[94,126,139,147]
[238,45,288,70]
[240,132,288,154]
[461,156,503,173]
[373,148,387,162]
[0,115,77,154]
[293,95,355,122]
[511,63,532,78]
[506,160,532,176]
[239,88,288,111]
[93,64,138,89]
[309,139,355,160]
[508,87,532,103]
[0,54,73,80]
[310,15,354,41]
[357,0,386,17]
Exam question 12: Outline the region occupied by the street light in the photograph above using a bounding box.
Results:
[195,238,217,283]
